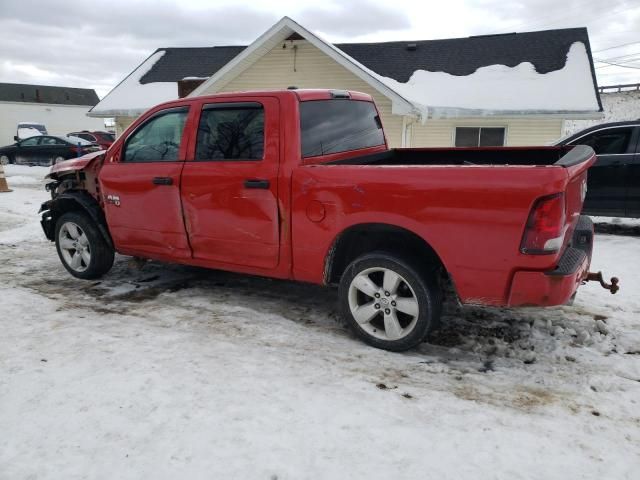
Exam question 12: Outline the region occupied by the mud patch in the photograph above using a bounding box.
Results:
[453,384,558,411]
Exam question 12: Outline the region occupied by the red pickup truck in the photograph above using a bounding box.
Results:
[40,89,614,351]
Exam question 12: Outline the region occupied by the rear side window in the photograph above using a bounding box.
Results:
[124,108,188,162]
[40,136,65,145]
[300,100,385,158]
[572,128,633,155]
[195,103,264,161]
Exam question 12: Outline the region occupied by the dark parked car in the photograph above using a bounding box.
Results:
[556,120,640,218]
[68,130,115,150]
[0,135,100,166]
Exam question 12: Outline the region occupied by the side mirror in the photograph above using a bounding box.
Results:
[13,136,18,141]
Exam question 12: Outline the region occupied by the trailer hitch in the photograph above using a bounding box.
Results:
[585,271,619,294]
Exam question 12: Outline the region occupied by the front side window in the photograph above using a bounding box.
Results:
[300,100,385,158]
[455,127,506,147]
[572,128,632,155]
[20,137,40,146]
[195,103,264,160]
[124,108,188,162]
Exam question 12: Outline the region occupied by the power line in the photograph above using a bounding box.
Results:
[500,0,606,32]
[595,59,640,70]
[514,2,639,32]
[596,51,640,63]
[593,40,640,53]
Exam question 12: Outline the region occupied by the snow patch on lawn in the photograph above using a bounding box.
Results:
[592,216,640,228]
[0,165,50,244]
[1,179,639,479]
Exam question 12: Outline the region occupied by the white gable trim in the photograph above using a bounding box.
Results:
[188,16,416,115]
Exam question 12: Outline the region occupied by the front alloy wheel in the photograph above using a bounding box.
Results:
[58,221,91,273]
[54,211,114,279]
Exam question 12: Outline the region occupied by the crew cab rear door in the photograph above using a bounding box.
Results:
[180,97,280,269]
[99,106,192,259]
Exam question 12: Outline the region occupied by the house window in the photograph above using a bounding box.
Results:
[455,127,506,147]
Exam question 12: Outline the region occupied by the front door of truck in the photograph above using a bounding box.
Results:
[180,98,280,269]
[99,106,192,259]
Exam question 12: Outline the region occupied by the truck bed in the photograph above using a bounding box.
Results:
[293,144,595,305]
[327,145,591,167]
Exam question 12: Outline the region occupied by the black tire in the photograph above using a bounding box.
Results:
[339,251,442,352]
[54,211,114,279]
[0,154,10,165]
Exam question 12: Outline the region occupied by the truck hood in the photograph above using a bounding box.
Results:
[46,151,105,179]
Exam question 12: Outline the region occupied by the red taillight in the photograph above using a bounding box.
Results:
[520,193,566,254]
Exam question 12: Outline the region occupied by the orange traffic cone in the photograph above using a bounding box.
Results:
[0,164,12,192]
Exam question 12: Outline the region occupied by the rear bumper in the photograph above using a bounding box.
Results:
[507,215,593,307]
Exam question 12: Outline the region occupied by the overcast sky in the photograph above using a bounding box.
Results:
[1,0,639,98]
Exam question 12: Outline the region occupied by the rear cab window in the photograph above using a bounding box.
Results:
[300,99,385,161]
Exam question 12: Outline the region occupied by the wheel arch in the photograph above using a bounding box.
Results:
[324,222,452,287]
[43,191,113,248]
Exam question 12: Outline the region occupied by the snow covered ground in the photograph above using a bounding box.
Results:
[1,164,639,479]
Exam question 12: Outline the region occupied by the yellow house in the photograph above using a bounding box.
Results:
[89,17,602,147]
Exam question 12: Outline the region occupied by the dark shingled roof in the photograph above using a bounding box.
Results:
[140,27,595,82]
[0,82,99,106]
[140,46,245,84]
[137,27,601,111]
[338,28,594,81]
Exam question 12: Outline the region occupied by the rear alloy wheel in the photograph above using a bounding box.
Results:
[55,211,114,279]
[0,155,10,165]
[339,252,441,351]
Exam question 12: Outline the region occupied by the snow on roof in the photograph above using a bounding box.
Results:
[374,42,601,118]
[89,51,177,117]
[91,17,602,119]
[191,17,600,118]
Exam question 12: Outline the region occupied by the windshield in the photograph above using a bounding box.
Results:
[18,123,47,134]
[97,132,115,142]
[300,99,385,158]
[65,135,94,146]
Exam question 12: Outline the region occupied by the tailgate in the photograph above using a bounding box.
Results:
[558,145,596,244]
